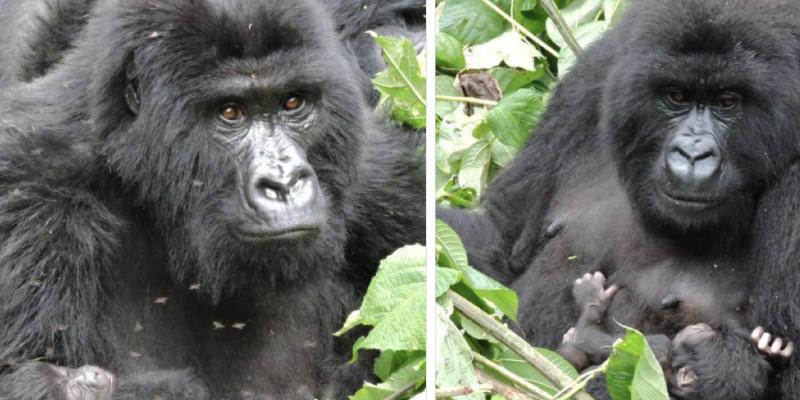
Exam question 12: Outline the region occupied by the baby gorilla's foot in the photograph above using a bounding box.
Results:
[558,327,590,371]
[751,326,794,365]
[573,271,619,319]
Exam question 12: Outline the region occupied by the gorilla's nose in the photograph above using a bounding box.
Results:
[248,161,316,204]
[665,133,722,189]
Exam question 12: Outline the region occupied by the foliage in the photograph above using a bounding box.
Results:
[339,245,427,400]
[436,0,625,205]
[436,0,669,398]
[435,220,668,399]
[339,34,427,399]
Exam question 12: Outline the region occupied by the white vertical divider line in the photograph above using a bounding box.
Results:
[425,0,437,398]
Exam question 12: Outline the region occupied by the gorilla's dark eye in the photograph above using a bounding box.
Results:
[220,104,246,122]
[666,89,690,106]
[715,94,739,110]
[282,95,305,111]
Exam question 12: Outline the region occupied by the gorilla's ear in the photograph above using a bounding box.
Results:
[124,60,140,115]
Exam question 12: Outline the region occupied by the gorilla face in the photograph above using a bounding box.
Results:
[92,0,366,295]
[600,0,800,240]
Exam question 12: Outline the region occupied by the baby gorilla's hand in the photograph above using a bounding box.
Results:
[751,326,794,365]
[62,365,115,400]
[573,271,619,318]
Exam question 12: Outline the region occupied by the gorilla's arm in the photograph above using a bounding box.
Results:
[346,117,424,284]
[0,127,120,373]
[747,162,800,399]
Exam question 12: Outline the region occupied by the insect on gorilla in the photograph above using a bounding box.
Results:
[440,0,800,399]
[0,0,424,399]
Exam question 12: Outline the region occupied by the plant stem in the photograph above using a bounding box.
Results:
[554,361,608,400]
[436,384,493,397]
[476,369,538,400]
[436,95,498,107]
[473,352,554,400]
[386,381,418,400]
[447,291,593,400]
[540,0,582,56]
[477,0,559,58]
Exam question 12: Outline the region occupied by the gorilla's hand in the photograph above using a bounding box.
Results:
[0,362,113,400]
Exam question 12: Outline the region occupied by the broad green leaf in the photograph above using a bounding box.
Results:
[350,356,425,400]
[436,75,462,118]
[437,32,467,72]
[336,245,426,353]
[436,267,463,298]
[490,67,545,95]
[491,139,517,167]
[556,20,607,74]
[436,219,470,270]
[464,30,542,70]
[372,34,426,129]
[436,304,483,400]
[458,139,492,197]
[545,0,603,49]
[440,0,510,45]
[462,267,518,320]
[603,0,627,26]
[485,88,543,149]
[606,328,669,400]
[374,350,424,381]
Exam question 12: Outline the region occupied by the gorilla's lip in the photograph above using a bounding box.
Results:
[659,187,723,210]
[231,225,322,243]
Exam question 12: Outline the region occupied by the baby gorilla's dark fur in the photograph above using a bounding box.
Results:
[440,0,800,399]
[0,0,423,398]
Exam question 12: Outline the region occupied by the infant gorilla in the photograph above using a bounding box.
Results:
[558,272,794,398]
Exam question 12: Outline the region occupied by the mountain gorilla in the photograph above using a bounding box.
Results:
[440,0,800,398]
[0,0,423,399]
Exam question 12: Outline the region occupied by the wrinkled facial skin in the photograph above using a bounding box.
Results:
[212,91,327,244]
[650,88,744,225]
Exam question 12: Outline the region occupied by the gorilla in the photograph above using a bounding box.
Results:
[0,0,423,398]
[439,0,800,398]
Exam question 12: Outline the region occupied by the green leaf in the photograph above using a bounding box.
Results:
[606,328,669,400]
[490,67,545,95]
[462,267,518,320]
[555,20,607,74]
[485,88,543,149]
[545,0,603,49]
[436,75,462,118]
[350,356,425,400]
[440,0,510,45]
[337,245,426,353]
[458,139,492,197]
[372,34,426,129]
[437,32,467,72]
[435,304,483,400]
[436,219,470,270]
[436,267,463,298]
[464,30,542,70]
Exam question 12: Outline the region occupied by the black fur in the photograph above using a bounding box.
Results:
[440,1,800,399]
[0,0,423,398]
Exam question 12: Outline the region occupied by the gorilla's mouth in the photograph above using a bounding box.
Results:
[231,224,322,243]
[658,187,723,211]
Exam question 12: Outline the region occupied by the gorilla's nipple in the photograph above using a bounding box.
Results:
[660,292,681,310]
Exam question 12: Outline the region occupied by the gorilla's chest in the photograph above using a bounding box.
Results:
[101,224,346,398]
[537,167,748,334]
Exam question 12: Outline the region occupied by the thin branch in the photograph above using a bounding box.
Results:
[476,369,538,400]
[473,352,554,400]
[448,291,593,400]
[436,384,493,397]
[540,0,582,56]
[436,95,498,107]
[554,361,608,400]
[386,382,418,400]
[477,0,560,58]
